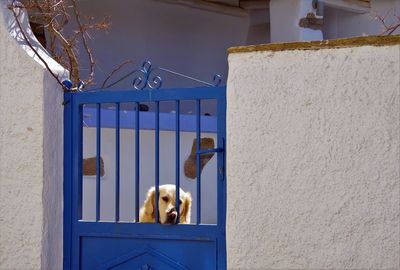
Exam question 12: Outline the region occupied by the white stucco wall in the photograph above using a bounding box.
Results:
[227,42,400,269]
[0,3,64,270]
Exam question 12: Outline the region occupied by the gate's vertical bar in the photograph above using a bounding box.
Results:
[77,106,83,220]
[63,92,73,269]
[217,87,227,269]
[155,101,160,223]
[175,100,180,223]
[71,97,83,269]
[135,102,140,222]
[77,103,84,268]
[115,103,120,222]
[196,99,201,225]
[96,103,101,222]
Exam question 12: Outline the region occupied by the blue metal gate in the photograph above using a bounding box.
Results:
[64,85,226,269]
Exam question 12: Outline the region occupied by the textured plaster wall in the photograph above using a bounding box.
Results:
[227,44,400,269]
[0,11,44,270]
[42,73,63,270]
[0,4,64,270]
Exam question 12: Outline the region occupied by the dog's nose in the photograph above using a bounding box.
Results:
[168,212,177,221]
[166,208,177,224]
[167,208,177,221]
[167,207,176,215]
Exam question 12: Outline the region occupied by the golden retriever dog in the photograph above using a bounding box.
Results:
[139,184,192,224]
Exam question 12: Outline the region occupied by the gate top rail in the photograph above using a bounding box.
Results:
[66,86,226,104]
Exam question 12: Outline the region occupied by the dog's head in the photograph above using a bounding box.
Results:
[142,184,192,224]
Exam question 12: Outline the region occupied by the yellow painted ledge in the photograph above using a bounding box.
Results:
[228,35,400,54]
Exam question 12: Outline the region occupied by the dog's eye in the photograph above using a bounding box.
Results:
[162,196,169,203]
[179,199,183,205]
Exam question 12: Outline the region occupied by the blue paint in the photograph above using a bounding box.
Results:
[82,106,217,133]
[217,92,227,270]
[100,246,190,270]
[196,100,201,225]
[115,103,120,222]
[155,101,160,224]
[63,92,72,269]
[96,103,101,222]
[135,102,140,222]
[197,148,224,155]
[71,100,83,269]
[62,79,73,90]
[64,87,226,269]
[175,100,180,223]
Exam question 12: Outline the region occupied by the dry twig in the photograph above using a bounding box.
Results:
[374,8,400,35]
[101,60,133,88]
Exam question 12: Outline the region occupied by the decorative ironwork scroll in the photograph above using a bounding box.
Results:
[102,60,222,90]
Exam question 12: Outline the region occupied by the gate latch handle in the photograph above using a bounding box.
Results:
[196,148,224,155]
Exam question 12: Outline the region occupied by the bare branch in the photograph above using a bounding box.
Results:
[101,60,133,88]
[374,8,400,35]
[71,0,95,85]
[47,23,80,81]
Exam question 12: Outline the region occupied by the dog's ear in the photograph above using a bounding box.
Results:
[180,192,192,223]
[143,187,155,217]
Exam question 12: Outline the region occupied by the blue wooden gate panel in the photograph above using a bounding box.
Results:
[64,87,226,270]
